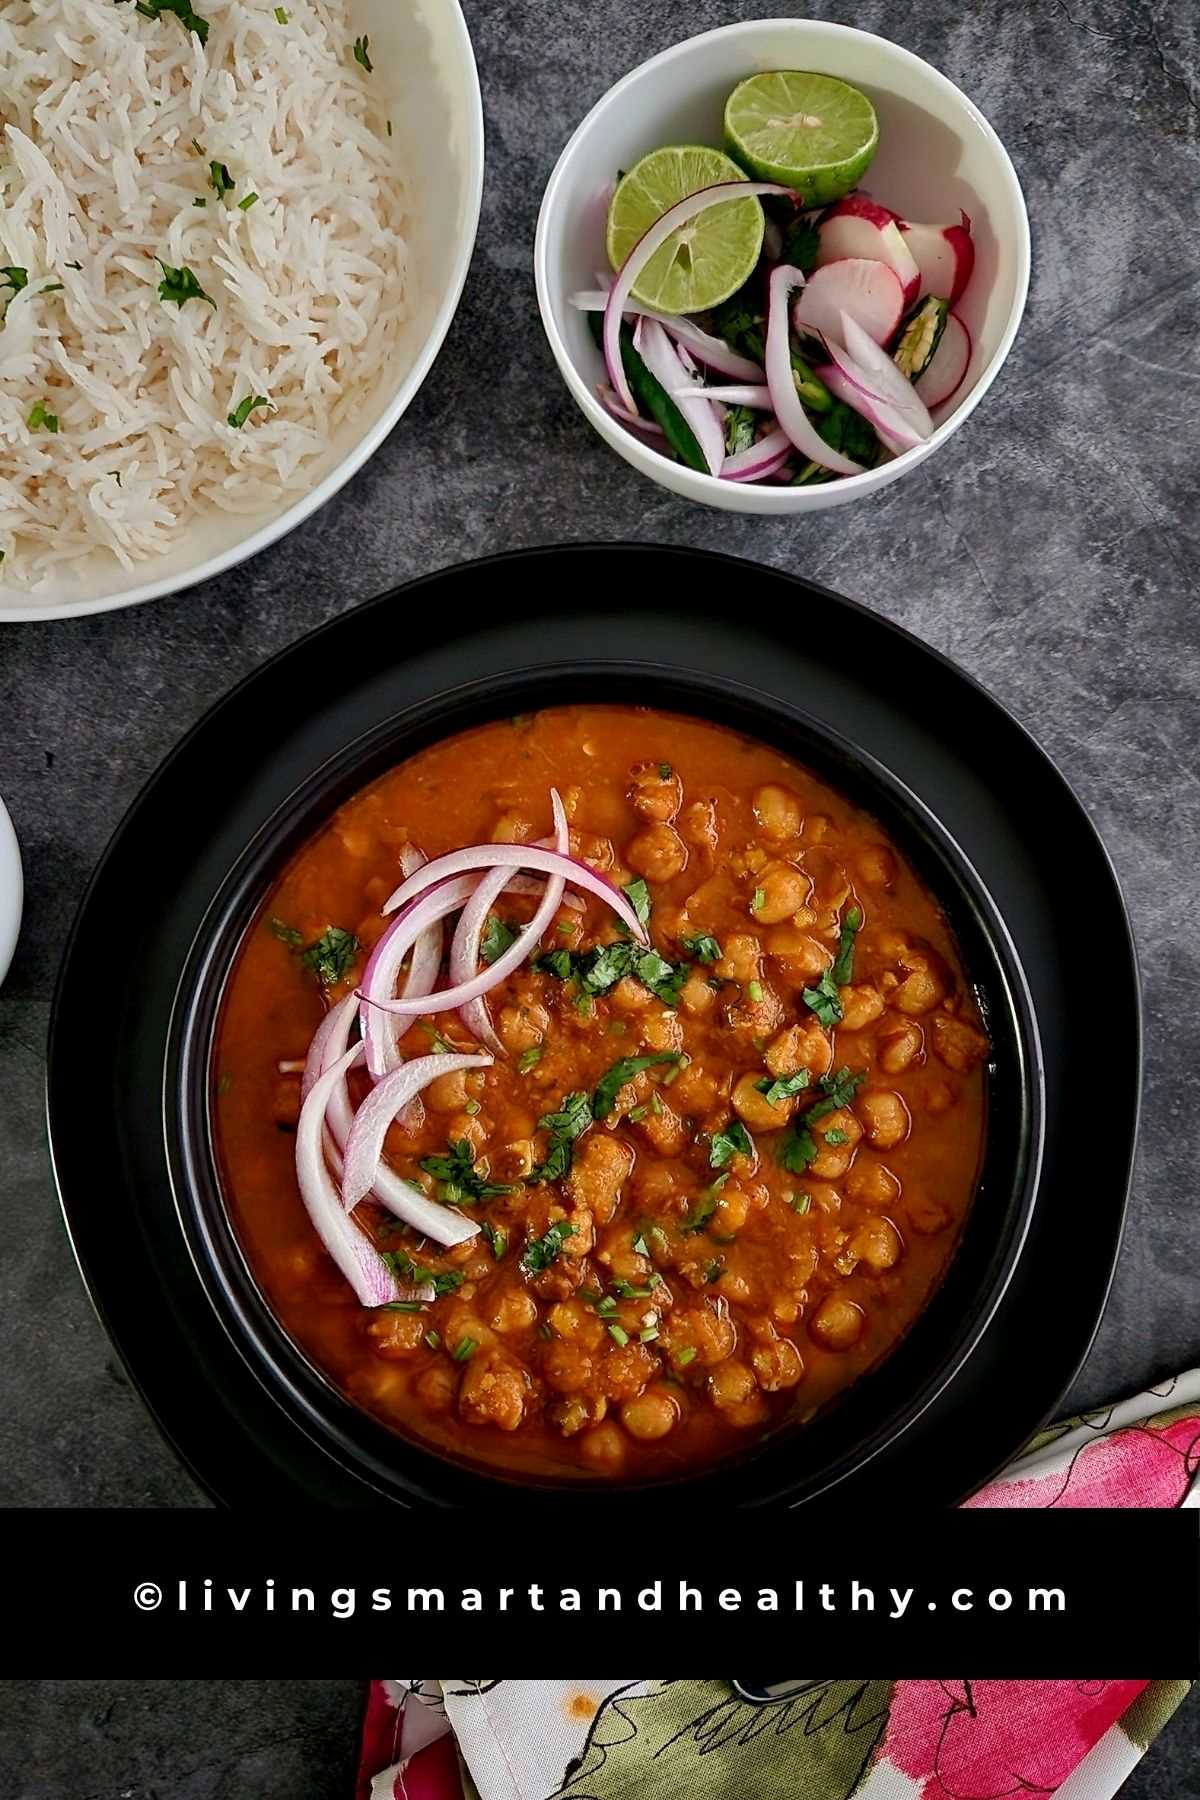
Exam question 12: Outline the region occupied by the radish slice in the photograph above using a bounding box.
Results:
[381,844,648,942]
[720,425,791,482]
[672,384,773,407]
[341,1051,492,1213]
[793,259,904,346]
[633,316,724,476]
[901,212,975,304]
[601,180,795,414]
[766,265,864,478]
[817,195,920,305]
[818,363,924,456]
[570,291,764,381]
[835,312,934,438]
[295,1044,403,1308]
[917,312,972,407]
[451,795,570,1054]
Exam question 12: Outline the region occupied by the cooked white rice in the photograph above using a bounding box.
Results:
[0,0,411,589]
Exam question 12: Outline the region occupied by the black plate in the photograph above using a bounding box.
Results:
[47,546,1140,1507]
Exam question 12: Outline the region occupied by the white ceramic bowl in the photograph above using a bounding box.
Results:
[0,795,22,988]
[535,18,1030,513]
[2,0,484,621]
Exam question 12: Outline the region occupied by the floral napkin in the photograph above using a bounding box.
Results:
[357,1371,1199,1800]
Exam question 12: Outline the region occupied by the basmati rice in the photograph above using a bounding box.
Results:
[0,0,412,589]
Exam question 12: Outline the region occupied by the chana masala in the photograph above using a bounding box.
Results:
[214,706,990,1481]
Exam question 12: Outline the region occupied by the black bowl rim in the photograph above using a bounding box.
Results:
[44,543,1140,1508]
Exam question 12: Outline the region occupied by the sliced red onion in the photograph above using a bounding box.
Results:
[342,1052,492,1212]
[672,384,773,408]
[603,180,794,414]
[818,363,924,455]
[598,385,665,436]
[381,844,647,942]
[572,289,765,383]
[359,876,480,1082]
[720,425,792,482]
[633,316,724,476]
[295,1043,403,1308]
[766,264,863,477]
[388,845,442,1126]
[452,794,569,1054]
[835,311,933,438]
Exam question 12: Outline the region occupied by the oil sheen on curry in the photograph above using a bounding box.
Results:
[215,706,989,1482]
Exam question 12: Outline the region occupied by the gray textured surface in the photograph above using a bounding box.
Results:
[0,0,1197,1785]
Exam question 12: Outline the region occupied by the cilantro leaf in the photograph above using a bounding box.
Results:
[126,0,210,44]
[778,1127,818,1174]
[267,916,303,949]
[802,966,843,1028]
[156,260,215,308]
[26,400,59,433]
[1,267,28,293]
[419,1139,518,1203]
[521,1218,576,1274]
[352,33,373,70]
[804,1065,867,1124]
[681,932,721,964]
[755,1068,811,1107]
[479,915,519,964]
[528,1089,592,1185]
[623,878,652,926]
[832,904,863,985]
[383,1248,464,1298]
[709,1119,754,1169]
[209,160,234,200]
[681,1184,723,1234]
[533,947,574,980]
[779,215,820,274]
[227,393,270,429]
[593,1052,681,1120]
[723,404,757,456]
[300,925,358,987]
[634,948,688,1006]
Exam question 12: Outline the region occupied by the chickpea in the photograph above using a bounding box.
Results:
[858,845,896,888]
[629,762,683,823]
[626,821,687,882]
[713,1184,751,1234]
[752,784,803,842]
[549,1393,608,1437]
[850,1217,903,1272]
[766,926,831,983]
[932,1014,990,1073]
[716,932,762,985]
[668,1303,737,1368]
[541,1340,594,1395]
[491,811,533,843]
[635,1101,687,1157]
[641,1009,684,1054]
[565,1134,634,1226]
[414,1362,456,1413]
[808,1107,863,1180]
[839,984,886,1032]
[810,1293,865,1351]
[458,1352,527,1431]
[727,981,785,1041]
[425,1067,469,1113]
[366,1309,427,1358]
[580,1420,627,1473]
[844,1158,901,1209]
[765,1021,832,1079]
[879,1020,924,1074]
[859,1089,911,1150]
[496,1001,549,1054]
[732,1070,796,1131]
[620,1387,680,1441]
[680,797,719,853]
[708,1358,756,1408]
[547,1299,605,1348]
[600,1340,658,1400]
[678,970,717,1017]
[751,862,811,925]
[669,1059,719,1115]
[751,1337,805,1391]
[893,965,946,1015]
[611,975,651,1013]
[486,1288,539,1335]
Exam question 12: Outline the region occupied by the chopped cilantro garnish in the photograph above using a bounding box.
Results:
[27,401,59,433]
[534,938,687,1006]
[300,925,358,986]
[209,160,234,200]
[423,1329,440,1350]
[451,1336,478,1362]
[778,1127,818,1174]
[709,1119,753,1168]
[1,268,28,292]
[381,1300,425,1313]
[755,1069,811,1107]
[227,393,270,429]
[607,1322,629,1347]
[417,1022,455,1054]
[533,947,574,980]
[126,0,210,43]
[681,1192,719,1235]
[805,1066,867,1122]
[274,4,288,17]
[156,260,215,309]
[832,904,863,985]
[746,979,764,1004]
[786,1191,812,1215]
[482,1222,507,1260]
[593,1052,681,1120]
[528,1089,592,1184]
[238,192,259,211]
[479,915,518,964]
[352,33,373,69]
[39,282,64,294]
[702,1258,723,1283]
[383,1248,464,1298]
[622,878,651,926]
[634,947,688,1005]
[802,967,842,1028]
[825,1128,849,1145]
[267,916,303,949]
[639,1326,659,1343]
[521,1218,577,1274]
[632,1233,649,1258]
[517,1046,543,1075]
[463,1099,481,1116]
[723,405,757,456]
[419,1139,517,1203]
[193,197,207,208]
[680,932,721,964]
[658,762,672,779]
[751,886,765,914]
[675,1345,698,1366]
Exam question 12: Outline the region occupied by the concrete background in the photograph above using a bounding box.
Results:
[0,0,1196,1787]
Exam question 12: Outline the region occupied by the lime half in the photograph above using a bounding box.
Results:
[605,144,765,313]
[724,71,879,205]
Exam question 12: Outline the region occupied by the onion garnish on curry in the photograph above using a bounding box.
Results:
[215,707,991,1480]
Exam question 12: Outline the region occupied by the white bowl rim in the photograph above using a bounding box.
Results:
[1,0,485,624]
[535,16,1032,508]
[0,793,23,989]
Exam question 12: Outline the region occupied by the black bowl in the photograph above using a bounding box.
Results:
[170,666,1039,1508]
[48,546,1138,1508]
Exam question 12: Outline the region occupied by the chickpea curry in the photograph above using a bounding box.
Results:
[214,706,990,1482]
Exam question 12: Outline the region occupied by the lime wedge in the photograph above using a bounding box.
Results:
[724,71,879,205]
[605,144,765,314]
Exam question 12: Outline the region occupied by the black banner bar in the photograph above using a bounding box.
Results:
[5,1510,1197,1674]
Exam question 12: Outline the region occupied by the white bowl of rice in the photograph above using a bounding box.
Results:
[0,0,483,619]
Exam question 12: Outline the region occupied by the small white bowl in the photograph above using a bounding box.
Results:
[535,17,1030,513]
[0,795,22,988]
[1,0,484,621]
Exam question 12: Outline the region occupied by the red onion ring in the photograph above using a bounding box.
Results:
[341,1051,492,1213]
[633,316,724,477]
[603,181,795,415]
[720,425,792,482]
[295,1043,404,1308]
[380,844,647,944]
[673,384,773,407]
[766,264,864,477]
[817,364,925,454]
[833,310,934,437]
[359,876,480,1082]
[569,291,764,383]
